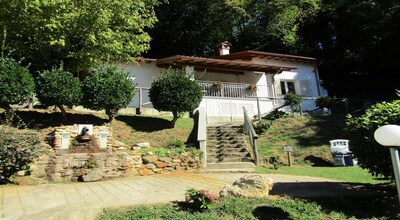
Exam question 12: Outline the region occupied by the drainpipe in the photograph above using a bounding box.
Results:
[314,61,324,96]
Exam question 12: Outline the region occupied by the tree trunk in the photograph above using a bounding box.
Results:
[106,109,114,122]
[57,105,68,122]
[170,111,179,128]
[4,105,14,123]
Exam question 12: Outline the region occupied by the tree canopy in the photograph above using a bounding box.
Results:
[0,0,160,75]
[146,0,400,101]
[149,69,203,128]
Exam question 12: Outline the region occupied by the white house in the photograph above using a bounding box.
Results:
[118,42,328,122]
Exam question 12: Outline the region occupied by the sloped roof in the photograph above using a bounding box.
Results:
[216,50,319,64]
[155,55,295,74]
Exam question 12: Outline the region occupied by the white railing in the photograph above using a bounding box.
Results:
[243,107,259,165]
[197,81,258,98]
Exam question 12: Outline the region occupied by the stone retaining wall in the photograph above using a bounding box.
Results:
[31,125,202,182]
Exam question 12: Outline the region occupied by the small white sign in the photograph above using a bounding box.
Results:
[284,146,293,152]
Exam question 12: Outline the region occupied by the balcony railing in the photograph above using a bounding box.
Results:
[197,80,260,98]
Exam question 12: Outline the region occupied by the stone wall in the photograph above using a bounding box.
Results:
[31,125,202,182]
[46,151,201,182]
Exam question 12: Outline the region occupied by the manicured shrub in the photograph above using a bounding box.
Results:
[316,96,335,114]
[284,93,302,116]
[346,92,400,179]
[0,57,35,120]
[81,64,135,121]
[149,69,203,128]
[0,126,40,183]
[35,66,82,121]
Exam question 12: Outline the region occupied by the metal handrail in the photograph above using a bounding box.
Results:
[243,107,259,165]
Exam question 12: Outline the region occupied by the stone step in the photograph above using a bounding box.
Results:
[207,147,248,153]
[207,152,250,158]
[207,157,253,163]
[207,142,245,147]
[206,162,256,172]
[207,135,245,139]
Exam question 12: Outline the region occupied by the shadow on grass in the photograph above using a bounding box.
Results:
[0,110,108,129]
[115,115,171,132]
[304,155,333,167]
[252,206,289,220]
[296,115,348,147]
[271,181,399,219]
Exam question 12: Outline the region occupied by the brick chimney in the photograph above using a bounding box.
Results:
[218,41,231,55]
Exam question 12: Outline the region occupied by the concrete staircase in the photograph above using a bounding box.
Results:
[206,124,256,172]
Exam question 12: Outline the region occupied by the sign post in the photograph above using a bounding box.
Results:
[284,146,293,166]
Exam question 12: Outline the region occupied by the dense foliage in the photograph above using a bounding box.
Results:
[346,93,400,179]
[36,67,82,120]
[149,69,203,128]
[0,57,35,120]
[0,0,160,74]
[81,64,135,121]
[0,126,41,184]
[315,96,335,110]
[146,1,400,101]
[284,93,302,115]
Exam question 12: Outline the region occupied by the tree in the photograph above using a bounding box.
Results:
[81,64,135,121]
[0,57,35,121]
[145,0,321,58]
[149,69,203,128]
[315,96,335,115]
[35,66,82,121]
[301,1,400,101]
[346,91,400,179]
[0,0,160,75]
[284,93,302,116]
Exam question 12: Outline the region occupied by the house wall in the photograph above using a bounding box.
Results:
[118,57,327,118]
[118,61,162,109]
[252,58,328,110]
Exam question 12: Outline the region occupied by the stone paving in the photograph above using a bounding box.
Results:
[0,172,376,220]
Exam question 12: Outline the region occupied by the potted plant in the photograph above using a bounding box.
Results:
[212,81,223,90]
[246,83,257,92]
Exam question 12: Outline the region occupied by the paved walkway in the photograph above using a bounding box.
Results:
[0,172,377,220]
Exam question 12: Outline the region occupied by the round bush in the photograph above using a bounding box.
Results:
[36,67,82,118]
[149,69,203,127]
[0,57,35,110]
[346,97,400,179]
[315,96,335,109]
[82,64,135,121]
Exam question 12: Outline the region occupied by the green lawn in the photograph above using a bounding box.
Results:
[256,166,390,184]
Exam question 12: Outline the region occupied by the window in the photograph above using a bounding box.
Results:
[280,81,296,95]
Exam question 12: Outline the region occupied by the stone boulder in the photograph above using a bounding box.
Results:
[219,174,273,198]
[81,168,103,182]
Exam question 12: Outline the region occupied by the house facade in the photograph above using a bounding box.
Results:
[119,42,328,123]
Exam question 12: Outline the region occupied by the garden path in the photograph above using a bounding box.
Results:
[0,172,381,220]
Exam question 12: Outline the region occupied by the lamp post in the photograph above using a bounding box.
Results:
[374,124,400,204]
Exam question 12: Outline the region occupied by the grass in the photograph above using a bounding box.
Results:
[257,115,348,167]
[256,166,389,184]
[98,196,348,220]
[98,195,399,220]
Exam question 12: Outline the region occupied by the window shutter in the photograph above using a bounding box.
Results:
[300,80,312,96]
